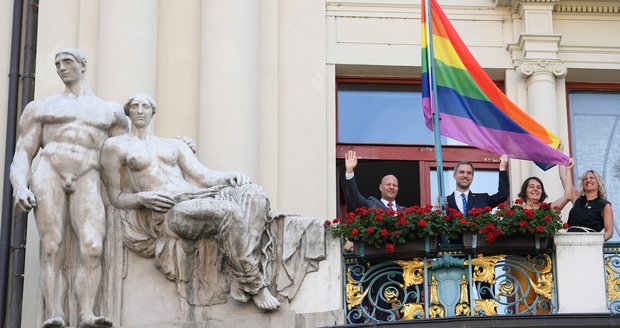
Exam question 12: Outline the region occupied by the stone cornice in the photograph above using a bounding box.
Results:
[518,58,567,78]
[555,2,620,14]
[511,0,560,13]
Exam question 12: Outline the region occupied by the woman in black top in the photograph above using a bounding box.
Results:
[567,167,614,240]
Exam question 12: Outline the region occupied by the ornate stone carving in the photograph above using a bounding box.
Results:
[517,58,567,79]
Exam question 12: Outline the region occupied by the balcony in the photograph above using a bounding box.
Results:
[333,232,618,327]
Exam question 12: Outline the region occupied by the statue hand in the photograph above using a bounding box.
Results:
[228,172,252,186]
[137,191,176,212]
[175,136,197,154]
[14,188,36,214]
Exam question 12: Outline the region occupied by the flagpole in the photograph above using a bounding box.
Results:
[424,0,445,209]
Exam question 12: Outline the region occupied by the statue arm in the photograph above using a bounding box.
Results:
[10,102,42,213]
[175,139,251,188]
[101,140,175,212]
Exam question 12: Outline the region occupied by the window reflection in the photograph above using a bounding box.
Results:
[569,91,620,241]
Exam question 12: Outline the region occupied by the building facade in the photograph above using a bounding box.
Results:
[0,0,619,326]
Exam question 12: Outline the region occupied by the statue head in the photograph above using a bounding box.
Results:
[123,92,157,116]
[55,48,87,86]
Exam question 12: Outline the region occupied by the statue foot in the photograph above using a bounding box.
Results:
[42,316,66,328]
[252,288,280,311]
[230,284,250,303]
[79,315,112,328]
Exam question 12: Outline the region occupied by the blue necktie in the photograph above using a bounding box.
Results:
[461,194,468,217]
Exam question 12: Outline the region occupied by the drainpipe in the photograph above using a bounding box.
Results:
[6,0,38,327]
[0,0,24,326]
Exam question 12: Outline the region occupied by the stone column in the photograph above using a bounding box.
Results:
[97,0,157,105]
[509,0,568,198]
[555,232,609,313]
[199,0,259,178]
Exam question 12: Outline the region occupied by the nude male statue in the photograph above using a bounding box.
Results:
[100,92,280,310]
[10,49,128,328]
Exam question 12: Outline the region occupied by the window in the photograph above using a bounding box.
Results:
[567,85,620,241]
[336,78,507,216]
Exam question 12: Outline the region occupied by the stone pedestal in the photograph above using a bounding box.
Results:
[555,232,609,313]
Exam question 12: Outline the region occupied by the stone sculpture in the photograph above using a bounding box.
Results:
[10,49,128,328]
[101,93,295,311]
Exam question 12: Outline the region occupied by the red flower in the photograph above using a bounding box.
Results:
[443,215,451,221]
[333,218,340,224]
[396,218,408,226]
[374,214,384,221]
[519,220,528,227]
[505,209,514,216]
[418,219,428,228]
[324,220,331,226]
[544,215,553,222]
[380,228,389,237]
[366,227,376,235]
[524,209,535,219]
[536,225,545,233]
[351,228,359,236]
[385,243,395,252]
[515,198,524,205]
[563,223,569,229]
[498,203,506,209]
[483,206,492,212]
[459,218,468,225]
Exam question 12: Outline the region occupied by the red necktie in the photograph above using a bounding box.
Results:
[388,202,393,210]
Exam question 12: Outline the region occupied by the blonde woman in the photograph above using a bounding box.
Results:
[566,165,614,240]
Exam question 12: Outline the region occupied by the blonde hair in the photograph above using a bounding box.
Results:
[580,170,607,199]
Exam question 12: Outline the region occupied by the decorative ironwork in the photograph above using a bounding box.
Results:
[344,261,424,323]
[492,254,556,315]
[428,274,445,318]
[343,246,559,323]
[605,254,620,313]
[474,299,498,315]
[400,303,424,320]
[455,273,470,316]
[467,255,505,284]
[346,266,368,310]
[394,258,425,288]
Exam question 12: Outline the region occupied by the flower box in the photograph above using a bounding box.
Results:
[462,232,552,256]
[354,237,438,260]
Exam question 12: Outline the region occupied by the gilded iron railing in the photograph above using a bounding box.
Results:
[604,242,620,313]
[343,247,558,323]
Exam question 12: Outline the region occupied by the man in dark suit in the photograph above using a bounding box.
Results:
[446,155,509,216]
[344,150,403,212]
[445,155,509,300]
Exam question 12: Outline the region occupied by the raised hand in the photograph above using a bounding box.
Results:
[345,150,358,174]
[499,154,509,171]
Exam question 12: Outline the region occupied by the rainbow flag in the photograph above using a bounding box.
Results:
[421,0,569,170]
